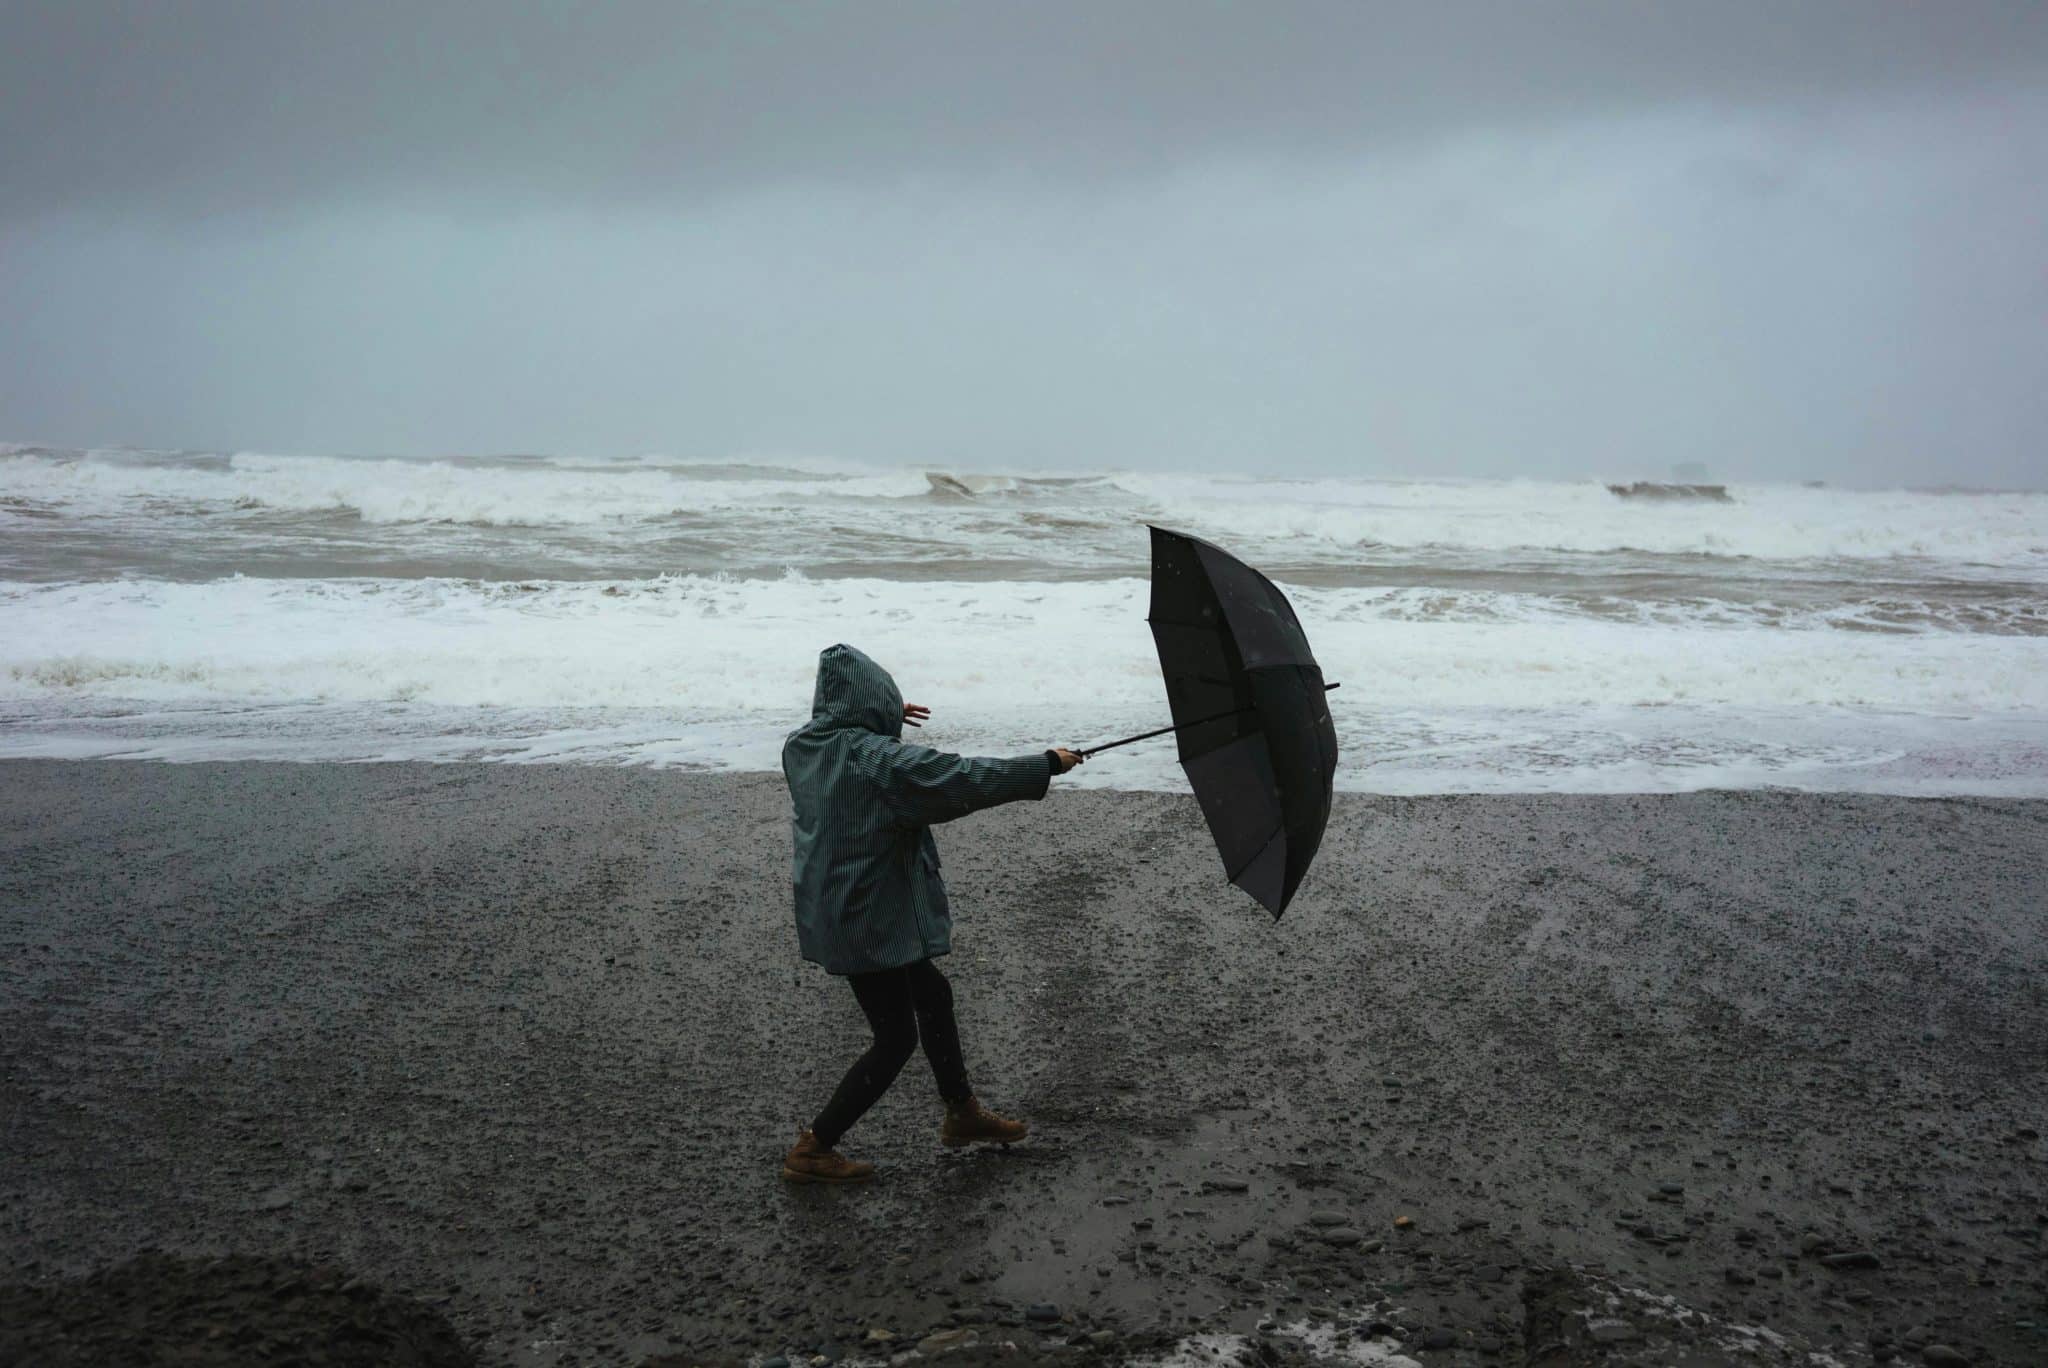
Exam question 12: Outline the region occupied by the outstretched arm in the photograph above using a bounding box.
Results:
[854,736,1082,826]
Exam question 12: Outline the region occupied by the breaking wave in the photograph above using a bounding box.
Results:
[5,575,2044,715]
[3,448,2044,571]
[4,444,2045,793]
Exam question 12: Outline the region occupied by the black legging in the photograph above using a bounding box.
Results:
[811,958,971,1147]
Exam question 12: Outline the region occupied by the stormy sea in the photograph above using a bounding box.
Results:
[3,442,2044,794]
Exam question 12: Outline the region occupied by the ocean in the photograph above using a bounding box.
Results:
[3,443,2044,794]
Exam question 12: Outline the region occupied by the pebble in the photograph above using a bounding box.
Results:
[1921,1348,1971,1367]
[1308,1210,1347,1227]
[1822,1250,1883,1270]
[763,1358,790,1368]
[1319,1227,1363,1246]
[916,1329,977,1356]
[1025,1303,1061,1324]
[1421,1329,1456,1350]
[1203,1179,1249,1193]
[1393,1216,1416,1230]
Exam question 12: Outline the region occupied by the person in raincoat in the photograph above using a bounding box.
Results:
[780,644,1083,1183]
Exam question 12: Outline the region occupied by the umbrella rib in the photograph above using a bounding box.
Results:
[1224,823,1286,884]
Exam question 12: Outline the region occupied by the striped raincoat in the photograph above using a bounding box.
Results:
[782,644,1056,975]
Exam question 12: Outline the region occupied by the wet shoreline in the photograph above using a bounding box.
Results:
[2,761,2045,1364]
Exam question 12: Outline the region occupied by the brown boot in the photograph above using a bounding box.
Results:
[781,1130,875,1184]
[941,1096,1029,1148]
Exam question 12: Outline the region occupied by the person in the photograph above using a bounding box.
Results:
[779,644,1084,1184]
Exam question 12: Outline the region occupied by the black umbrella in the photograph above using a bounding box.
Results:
[1081,526,1339,917]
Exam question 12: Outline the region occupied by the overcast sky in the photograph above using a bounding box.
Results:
[3,2,2044,486]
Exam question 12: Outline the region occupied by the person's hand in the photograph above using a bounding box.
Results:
[903,703,931,728]
[1050,747,1085,773]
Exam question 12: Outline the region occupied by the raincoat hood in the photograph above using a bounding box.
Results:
[809,643,904,739]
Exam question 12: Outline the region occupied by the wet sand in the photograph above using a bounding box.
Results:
[1,760,2044,1366]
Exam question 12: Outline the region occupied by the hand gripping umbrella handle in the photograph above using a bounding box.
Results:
[1078,682,1339,758]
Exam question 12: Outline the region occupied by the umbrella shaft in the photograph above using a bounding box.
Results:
[1080,682,1338,758]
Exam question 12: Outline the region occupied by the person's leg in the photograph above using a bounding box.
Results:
[907,958,1031,1147]
[904,959,972,1105]
[809,966,918,1148]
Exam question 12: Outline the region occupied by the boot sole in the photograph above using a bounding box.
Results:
[781,1165,874,1184]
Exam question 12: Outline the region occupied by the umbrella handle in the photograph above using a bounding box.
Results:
[1078,682,1338,758]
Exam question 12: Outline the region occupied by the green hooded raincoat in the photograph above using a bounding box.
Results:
[783,644,1055,976]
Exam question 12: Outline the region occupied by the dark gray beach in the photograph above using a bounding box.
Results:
[3,760,2045,1365]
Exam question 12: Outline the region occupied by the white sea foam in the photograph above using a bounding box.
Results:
[2,574,2044,792]
[5,448,2045,571]
[6,575,2044,714]
[0,450,934,525]
[1116,471,2048,569]
[4,446,2045,791]
[1125,1319,1421,1368]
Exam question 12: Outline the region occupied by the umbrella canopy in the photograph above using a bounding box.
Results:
[1142,525,1338,916]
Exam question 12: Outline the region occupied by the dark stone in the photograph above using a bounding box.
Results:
[0,1253,474,1367]
[1921,1348,1971,1367]
[1822,1251,1883,1270]
[1421,1329,1456,1350]
[1025,1304,1060,1324]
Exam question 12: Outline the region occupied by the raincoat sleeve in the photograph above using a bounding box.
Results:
[850,737,1055,827]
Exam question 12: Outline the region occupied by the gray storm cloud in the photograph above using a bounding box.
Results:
[2,2,2044,485]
